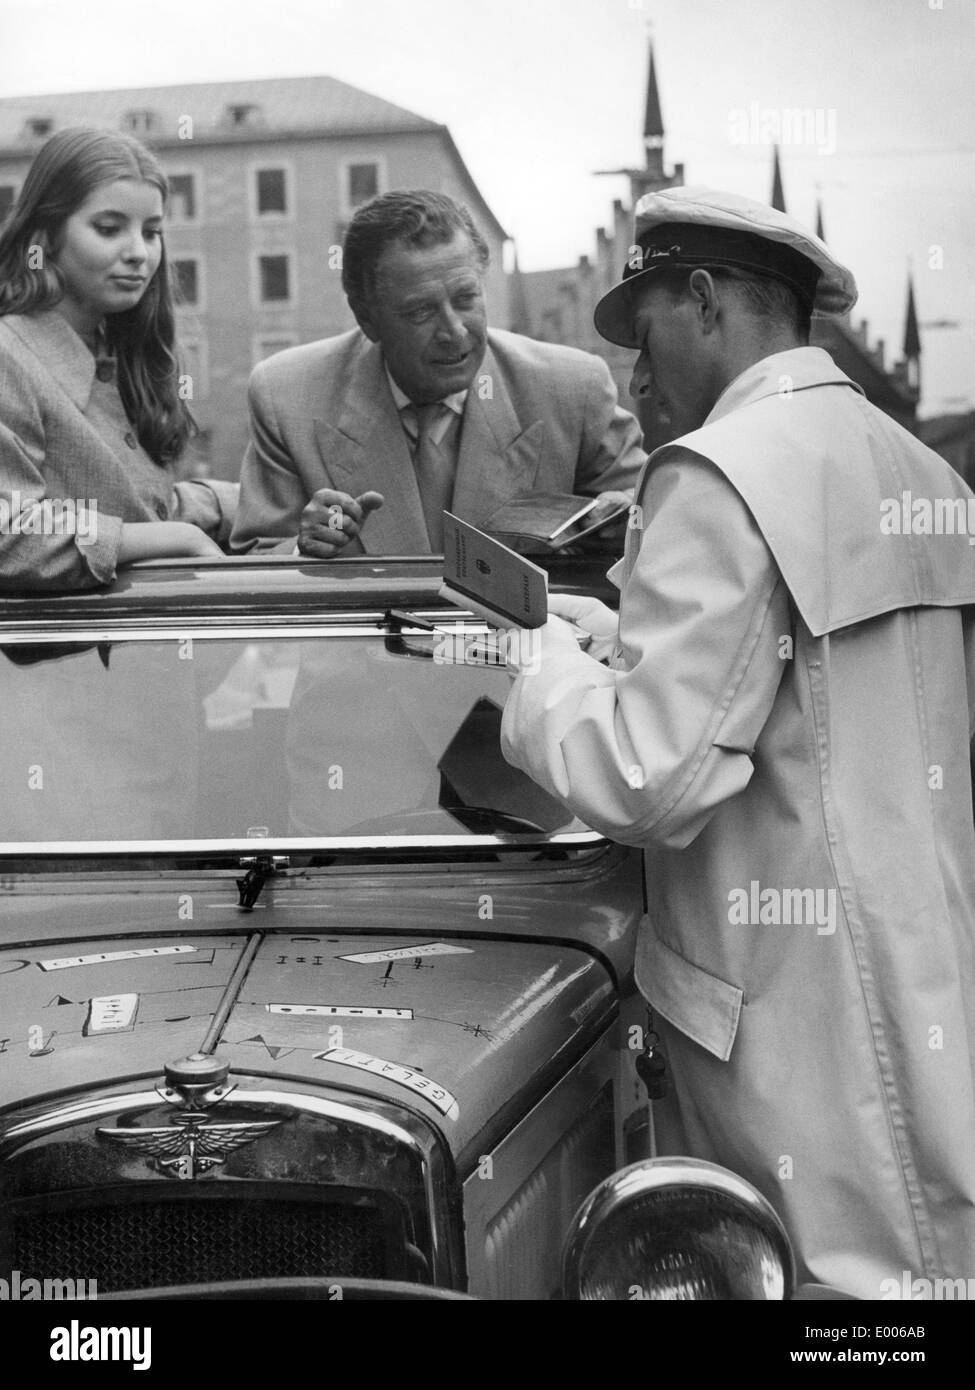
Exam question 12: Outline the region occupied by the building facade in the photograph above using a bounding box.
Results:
[0,78,510,480]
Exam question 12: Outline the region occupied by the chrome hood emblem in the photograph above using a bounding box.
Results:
[97,1052,283,1181]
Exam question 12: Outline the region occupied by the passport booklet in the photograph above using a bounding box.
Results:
[440,512,548,629]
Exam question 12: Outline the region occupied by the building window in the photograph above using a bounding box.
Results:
[167,173,198,223]
[256,168,287,216]
[341,158,385,216]
[258,254,291,303]
[253,333,299,366]
[0,185,17,222]
[172,258,202,307]
[226,103,262,127]
[125,109,158,137]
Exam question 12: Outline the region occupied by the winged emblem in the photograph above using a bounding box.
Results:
[98,1112,283,1180]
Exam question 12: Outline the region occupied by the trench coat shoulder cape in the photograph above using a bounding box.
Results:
[0,311,238,590]
[229,326,647,555]
[501,346,975,1297]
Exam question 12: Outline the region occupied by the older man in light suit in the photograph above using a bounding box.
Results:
[230,190,646,556]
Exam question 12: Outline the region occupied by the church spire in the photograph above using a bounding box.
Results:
[815,197,825,242]
[643,43,665,177]
[643,43,664,144]
[770,145,786,212]
[903,274,921,361]
[902,273,921,396]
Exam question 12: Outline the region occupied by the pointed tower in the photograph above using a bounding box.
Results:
[814,197,825,242]
[643,43,665,179]
[595,41,683,204]
[902,274,921,396]
[770,146,786,213]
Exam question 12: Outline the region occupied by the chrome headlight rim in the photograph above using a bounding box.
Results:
[562,1156,797,1301]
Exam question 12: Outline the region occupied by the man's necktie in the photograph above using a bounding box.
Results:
[413,402,455,551]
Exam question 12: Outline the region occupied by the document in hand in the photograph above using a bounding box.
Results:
[484,492,630,553]
[440,512,548,629]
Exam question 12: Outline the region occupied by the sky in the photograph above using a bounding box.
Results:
[1,0,972,416]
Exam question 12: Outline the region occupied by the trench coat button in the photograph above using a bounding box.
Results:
[154,501,168,519]
[124,431,138,449]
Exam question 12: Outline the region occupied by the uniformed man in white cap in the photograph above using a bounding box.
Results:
[501,186,975,1298]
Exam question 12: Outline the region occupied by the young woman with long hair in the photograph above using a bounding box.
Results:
[0,125,236,590]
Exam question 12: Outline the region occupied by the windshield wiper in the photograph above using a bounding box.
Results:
[236,852,289,910]
[382,608,440,660]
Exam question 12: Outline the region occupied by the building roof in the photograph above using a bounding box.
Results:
[0,74,440,149]
[0,74,509,241]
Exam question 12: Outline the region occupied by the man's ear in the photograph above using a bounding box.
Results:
[687,268,721,333]
[349,294,381,344]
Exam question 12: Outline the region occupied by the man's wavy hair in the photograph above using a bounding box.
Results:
[0,126,194,465]
[341,189,490,306]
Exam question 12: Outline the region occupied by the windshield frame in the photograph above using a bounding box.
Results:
[0,610,606,861]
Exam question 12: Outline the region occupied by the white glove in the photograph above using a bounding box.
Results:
[504,613,579,676]
[546,593,619,662]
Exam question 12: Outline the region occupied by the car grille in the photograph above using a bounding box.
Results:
[12,1196,396,1293]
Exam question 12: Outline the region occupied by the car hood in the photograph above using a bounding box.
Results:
[0,929,616,1163]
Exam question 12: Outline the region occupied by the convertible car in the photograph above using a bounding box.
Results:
[0,555,798,1301]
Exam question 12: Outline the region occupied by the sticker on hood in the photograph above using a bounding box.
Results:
[38,946,198,972]
[315,1046,458,1118]
[84,994,139,1035]
[269,1005,413,1019]
[337,943,474,964]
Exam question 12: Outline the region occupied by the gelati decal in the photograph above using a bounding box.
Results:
[315,1046,458,1118]
[338,942,474,965]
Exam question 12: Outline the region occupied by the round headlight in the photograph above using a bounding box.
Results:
[562,1157,796,1300]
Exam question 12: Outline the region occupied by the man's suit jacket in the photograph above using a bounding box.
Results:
[231,327,647,554]
[0,310,237,590]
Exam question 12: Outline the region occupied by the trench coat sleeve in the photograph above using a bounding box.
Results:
[171,478,240,549]
[501,454,791,848]
[0,390,121,591]
[574,355,646,497]
[230,364,305,553]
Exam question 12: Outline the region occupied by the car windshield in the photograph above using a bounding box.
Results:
[0,629,587,849]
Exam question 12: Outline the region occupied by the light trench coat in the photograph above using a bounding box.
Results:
[502,347,975,1298]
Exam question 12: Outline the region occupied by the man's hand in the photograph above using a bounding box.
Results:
[571,489,632,555]
[547,593,619,662]
[588,489,633,524]
[298,489,385,558]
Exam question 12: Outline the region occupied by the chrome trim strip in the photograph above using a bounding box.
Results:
[0,613,493,641]
[0,831,603,855]
[0,623,477,642]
